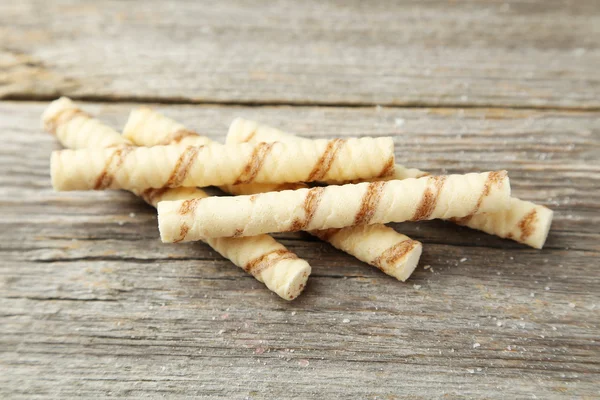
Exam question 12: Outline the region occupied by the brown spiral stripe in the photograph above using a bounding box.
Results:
[173,223,190,243]
[178,198,201,215]
[411,175,447,221]
[244,249,299,277]
[158,129,198,145]
[354,181,387,225]
[307,138,346,181]
[165,146,201,187]
[451,170,507,224]
[372,240,419,271]
[518,209,538,241]
[234,142,275,184]
[240,128,258,143]
[290,187,325,231]
[377,156,396,178]
[45,108,90,134]
[93,146,134,190]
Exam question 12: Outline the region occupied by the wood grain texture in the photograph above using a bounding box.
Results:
[1,0,600,108]
[1,101,599,399]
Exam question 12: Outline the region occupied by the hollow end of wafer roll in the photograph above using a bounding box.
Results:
[263,258,311,301]
[387,241,423,282]
[41,97,76,131]
[529,206,554,249]
[157,200,195,243]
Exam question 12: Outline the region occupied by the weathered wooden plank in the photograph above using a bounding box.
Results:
[1,0,599,108]
[0,101,599,399]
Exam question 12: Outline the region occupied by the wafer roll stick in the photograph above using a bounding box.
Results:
[312,226,422,281]
[158,171,510,241]
[51,134,394,191]
[125,108,423,281]
[452,197,553,249]
[228,118,553,249]
[42,97,131,149]
[43,100,311,300]
[122,107,215,147]
[136,187,311,300]
[226,118,426,181]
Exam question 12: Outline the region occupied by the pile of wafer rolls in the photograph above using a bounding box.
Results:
[44,97,554,300]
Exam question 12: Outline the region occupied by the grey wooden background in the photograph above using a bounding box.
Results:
[1,1,599,399]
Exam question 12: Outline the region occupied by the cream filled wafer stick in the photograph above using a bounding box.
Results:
[312,226,422,281]
[227,117,426,181]
[123,107,215,147]
[42,97,131,149]
[136,187,311,300]
[158,171,511,241]
[451,197,553,250]
[42,100,311,300]
[125,109,423,281]
[228,118,553,249]
[51,134,394,191]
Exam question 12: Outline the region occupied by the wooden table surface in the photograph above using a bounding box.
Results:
[1,1,599,399]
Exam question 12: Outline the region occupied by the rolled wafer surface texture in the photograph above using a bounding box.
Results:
[42,97,131,149]
[227,118,552,249]
[158,171,511,241]
[453,197,553,249]
[44,103,311,301]
[226,117,429,181]
[51,135,394,191]
[125,108,422,280]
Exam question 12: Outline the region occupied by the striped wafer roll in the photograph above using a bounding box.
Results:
[228,118,553,249]
[42,97,131,149]
[122,107,215,147]
[158,171,511,240]
[136,187,311,300]
[312,226,422,281]
[51,135,394,191]
[452,197,553,249]
[124,108,423,281]
[42,99,311,300]
[227,118,426,181]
